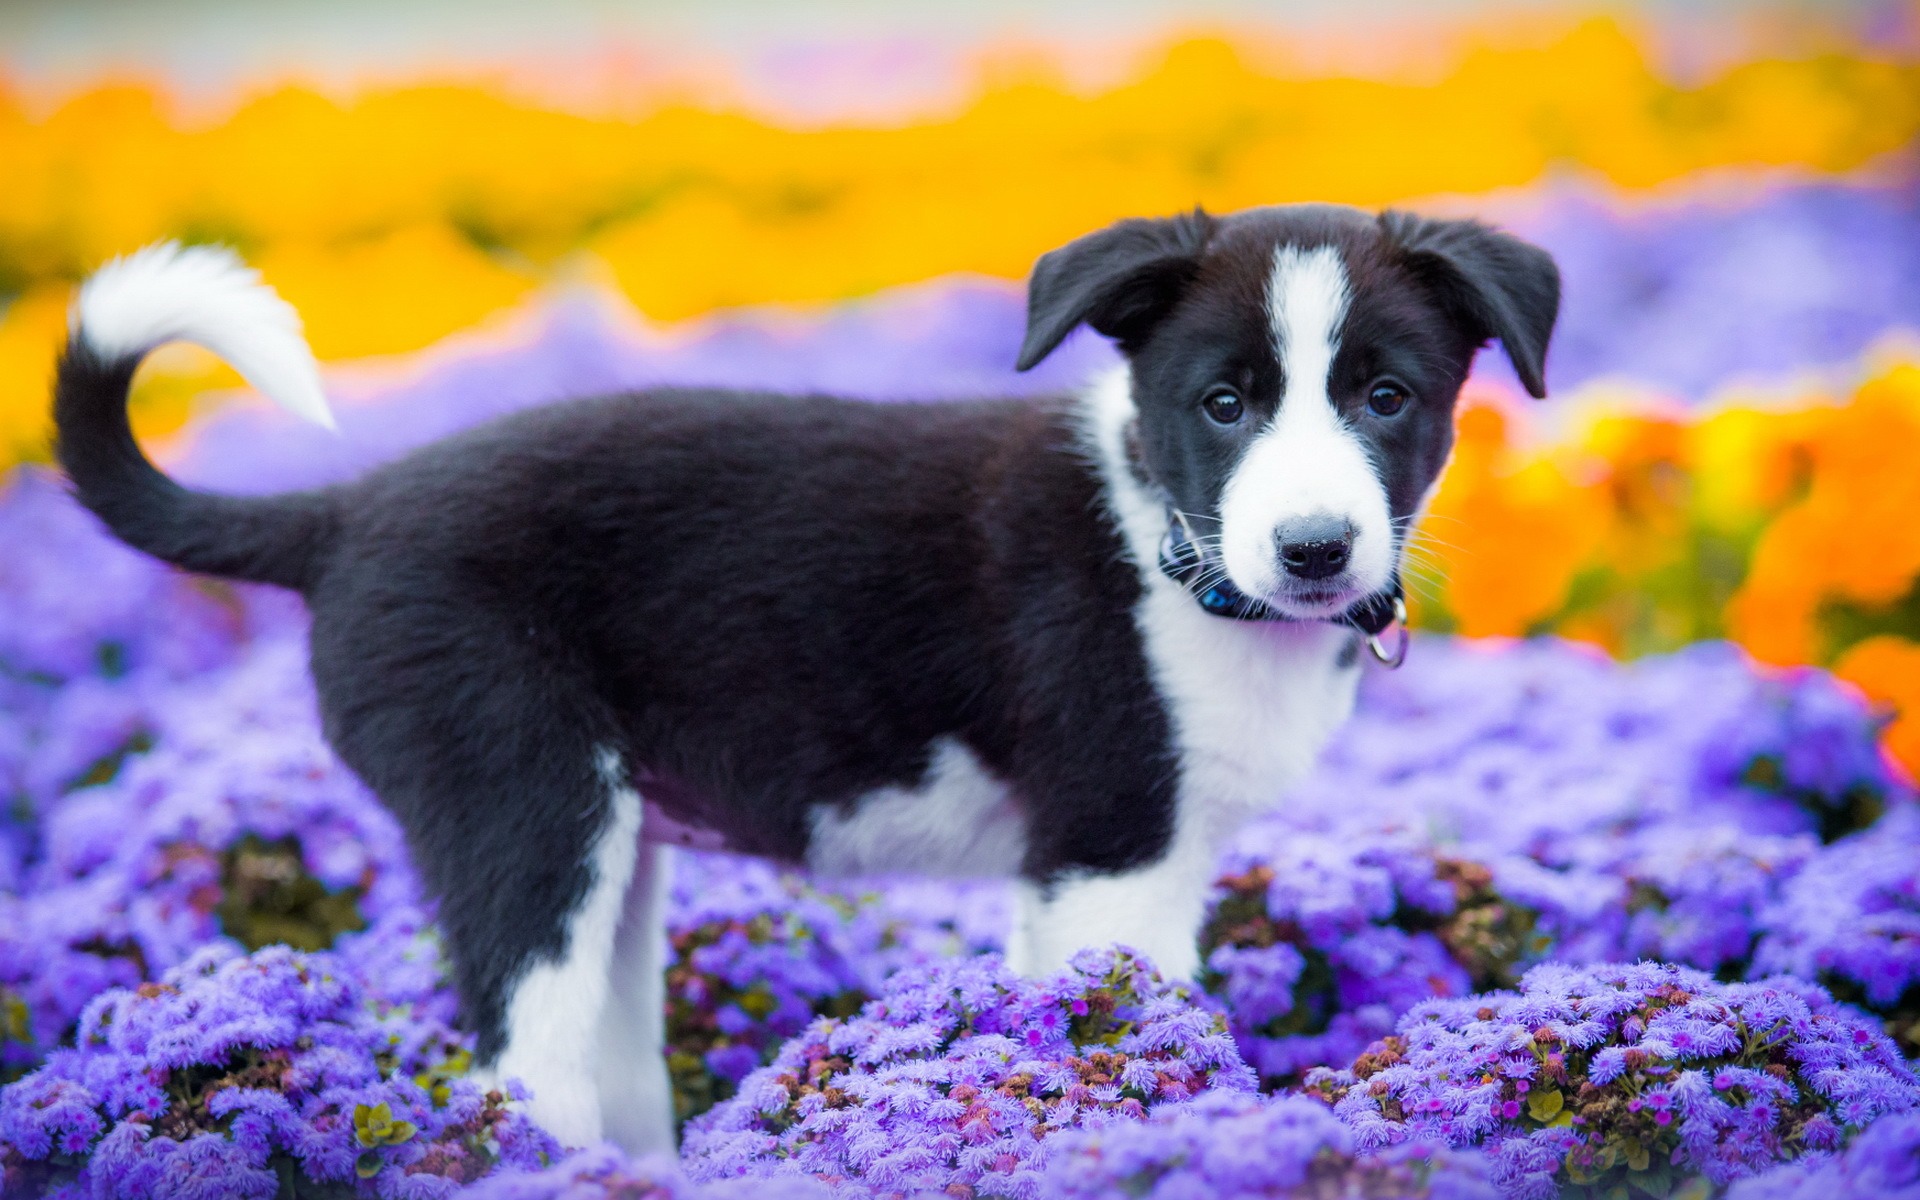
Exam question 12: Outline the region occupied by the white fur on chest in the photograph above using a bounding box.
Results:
[1137,583,1359,834]
[807,737,1028,878]
[1084,367,1360,840]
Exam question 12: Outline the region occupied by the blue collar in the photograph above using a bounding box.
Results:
[1156,508,1409,668]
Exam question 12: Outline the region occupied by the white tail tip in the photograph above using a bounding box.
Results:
[74,241,336,430]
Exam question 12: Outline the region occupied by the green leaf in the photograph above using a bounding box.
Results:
[356,1150,384,1179]
[1527,1088,1564,1122]
[354,1101,402,1148]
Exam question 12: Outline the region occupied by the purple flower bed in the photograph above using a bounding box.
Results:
[1307,962,1920,1199]
[1199,637,1914,1089]
[1754,805,1920,1051]
[682,949,1254,1199]
[1725,1108,1920,1200]
[465,1143,829,1200]
[1500,180,1920,400]
[1042,1089,1499,1199]
[663,853,1003,1122]
[0,945,557,1199]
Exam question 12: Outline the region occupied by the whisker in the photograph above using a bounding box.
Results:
[1398,526,1468,556]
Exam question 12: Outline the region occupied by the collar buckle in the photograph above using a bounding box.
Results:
[1364,595,1410,669]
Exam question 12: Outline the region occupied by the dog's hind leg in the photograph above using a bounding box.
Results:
[310,608,665,1147]
[594,838,676,1153]
[469,748,643,1147]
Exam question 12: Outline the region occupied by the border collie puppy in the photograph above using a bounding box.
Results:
[52,204,1557,1151]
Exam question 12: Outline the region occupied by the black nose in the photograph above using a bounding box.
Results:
[1275,517,1354,581]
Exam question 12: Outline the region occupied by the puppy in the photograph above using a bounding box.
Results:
[52,204,1557,1151]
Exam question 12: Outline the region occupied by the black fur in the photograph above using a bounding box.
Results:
[52,203,1557,1063]
[1377,209,1561,399]
[55,341,337,589]
[1018,209,1215,369]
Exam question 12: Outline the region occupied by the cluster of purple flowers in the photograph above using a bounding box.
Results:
[0,945,557,1199]
[1307,962,1920,1198]
[0,472,383,1077]
[1293,638,1900,851]
[1724,1108,1920,1200]
[1,632,433,1072]
[1197,635,1916,1086]
[463,1144,830,1200]
[663,852,1003,1122]
[1042,1089,1499,1199]
[0,472,440,1080]
[1197,830,1491,1085]
[1753,805,1920,1053]
[682,949,1254,1198]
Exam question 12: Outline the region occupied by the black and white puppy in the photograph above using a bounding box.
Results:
[52,203,1557,1151]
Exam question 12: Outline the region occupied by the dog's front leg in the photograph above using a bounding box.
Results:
[1007,843,1218,982]
[595,840,676,1153]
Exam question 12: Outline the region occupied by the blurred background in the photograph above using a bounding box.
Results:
[4,0,1920,767]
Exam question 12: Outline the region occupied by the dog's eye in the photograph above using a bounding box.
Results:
[1367,381,1410,417]
[1201,388,1244,426]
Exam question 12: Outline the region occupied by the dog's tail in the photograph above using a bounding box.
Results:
[53,242,341,591]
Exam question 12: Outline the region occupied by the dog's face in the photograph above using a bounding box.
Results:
[1018,204,1559,619]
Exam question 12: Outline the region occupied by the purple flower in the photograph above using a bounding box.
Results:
[462,1142,833,1199]
[0,945,557,1198]
[1043,1089,1498,1199]
[682,949,1255,1199]
[1308,962,1920,1196]
[663,851,1004,1124]
[1724,1108,1920,1199]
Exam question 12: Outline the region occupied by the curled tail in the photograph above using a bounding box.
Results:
[54,242,341,590]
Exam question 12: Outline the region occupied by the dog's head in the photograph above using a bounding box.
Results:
[1018,204,1558,621]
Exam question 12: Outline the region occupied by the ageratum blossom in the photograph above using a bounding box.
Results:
[0,945,556,1200]
[683,949,1255,1199]
[465,1143,830,1199]
[1755,806,1920,1053]
[1296,639,1903,852]
[1195,636,1912,1079]
[1042,1089,1499,1199]
[664,852,1003,1123]
[1308,962,1920,1199]
[0,633,430,1074]
[1724,1108,1920,1199]
[1197,828,1488,1085]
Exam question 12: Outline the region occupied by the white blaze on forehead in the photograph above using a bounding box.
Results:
[1268,243,1352,383]
[1218,243,1394,611]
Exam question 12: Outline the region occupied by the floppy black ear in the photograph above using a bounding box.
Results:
[1016,209,1215,371]
[1378,211,1561,399]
